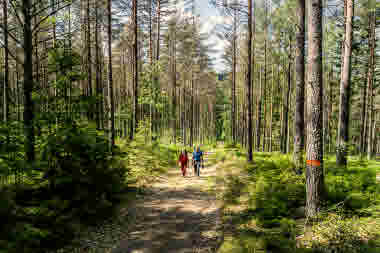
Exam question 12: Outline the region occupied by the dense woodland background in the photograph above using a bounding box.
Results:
[0,0,379,252]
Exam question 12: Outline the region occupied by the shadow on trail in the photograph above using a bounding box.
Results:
[111,164,222,253]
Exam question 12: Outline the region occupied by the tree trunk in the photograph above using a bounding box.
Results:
[107,0,115,149]
[269,64,274,152]
[339,0,347,75]
[156,0,161,62]
[262,0,268,152]
[256,67,262,151]
[306,0,324,218]
[171,25,177,143]
[251,0,256,149]
[232,7,237,144]
[181,83,186,145]
[3,0,9,125]
[366,8,376,160]
[247,0,253,161]
[293,0,305,170]
[190,76,194,147]
[283,44,292,154]
[133,0,138,137]
[95,1,101,129]
[87,0,93,119]
[336,0,354,166]
[359,65,368,154]
[152,0,161,136]
[22,0,35,162]
[129,49,135,140]
[327,66,333,153]
[149,0,153,65]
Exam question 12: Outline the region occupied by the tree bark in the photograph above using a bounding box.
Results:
[269,64,274,152]
[262,0,268,152]
[22,0,35,162]
[232,6,237,144]
[95,0,101,129]
[306,0,324,218]
[336,0,354,166]
[366,8,376,160]
[327,66,333,153]
[87,0,93,119]
[151,0,162,137]
[3,0,9,124]
[107,0,115,149]
[190,76,194,147]
[283,42,292,154]
[133,0,138,137]
[359,65,368,154]
[293,0,305,170]
[256,66,262,151]
[171,24,177,143]
[247,0,253,161]
[149,0,153,65]
[367,10,376,160]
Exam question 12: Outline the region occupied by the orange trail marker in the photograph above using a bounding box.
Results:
[306,160,321,166]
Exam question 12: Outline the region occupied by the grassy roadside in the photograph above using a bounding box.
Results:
[213,146,380,253]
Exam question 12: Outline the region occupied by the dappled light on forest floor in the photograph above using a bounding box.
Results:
[109,162,223,253]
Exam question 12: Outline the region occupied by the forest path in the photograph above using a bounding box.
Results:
[110,158,222,253]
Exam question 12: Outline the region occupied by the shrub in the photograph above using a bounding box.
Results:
[247,156,306,227]
[224,142,238,149]
[324,159,378,211]
[0,187,16,234]
[40,122,128,219]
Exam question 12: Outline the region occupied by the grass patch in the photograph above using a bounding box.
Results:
[216,147,380,253]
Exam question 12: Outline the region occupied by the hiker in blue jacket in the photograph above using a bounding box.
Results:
[192,146,203,177]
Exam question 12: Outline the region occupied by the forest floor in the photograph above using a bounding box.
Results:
[52,150,224,253]
[109,160,223,253]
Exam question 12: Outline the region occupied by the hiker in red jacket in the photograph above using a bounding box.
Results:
[178,150,189,177]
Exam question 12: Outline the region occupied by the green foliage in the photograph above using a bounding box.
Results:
[216,149,227,163]
[40,122,128,218]
[120,123,179,186]
[0,121,129,253]
[324,157,378,211]
[246,155,306,227]
[139,62,168,113]
[218,149,380,253]
[224,142,240,149]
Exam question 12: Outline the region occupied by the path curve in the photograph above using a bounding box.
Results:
[110,162,222,253]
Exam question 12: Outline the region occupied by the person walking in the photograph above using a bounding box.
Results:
[178,150,189,177]
[192,146,203,177]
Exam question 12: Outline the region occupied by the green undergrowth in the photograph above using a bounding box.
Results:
[0,122,181,253]
[368,158,380,173]
[216,148,380,253]
[118,136,178,187]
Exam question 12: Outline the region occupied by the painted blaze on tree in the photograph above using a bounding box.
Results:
[306,0,324,218]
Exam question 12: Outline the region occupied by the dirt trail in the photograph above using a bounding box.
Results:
[110,162,222,253]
